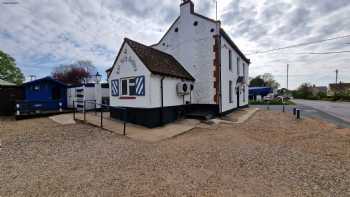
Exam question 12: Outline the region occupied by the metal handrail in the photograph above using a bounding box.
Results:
[73,100,127,135]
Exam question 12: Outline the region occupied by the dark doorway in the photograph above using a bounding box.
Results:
[0,86,23,115]
[236,87,240,108]
[52,86,61,100]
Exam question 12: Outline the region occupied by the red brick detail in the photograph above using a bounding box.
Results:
[119,96,136,100]
[213,35,220,104]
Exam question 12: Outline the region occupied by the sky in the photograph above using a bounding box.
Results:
[1,0,350,89]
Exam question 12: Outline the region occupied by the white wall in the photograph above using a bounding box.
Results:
[150,75,192,107]
[152,2,219,105]
[220,36,249,113]
[67,84,109,110]
[109,43,152,108]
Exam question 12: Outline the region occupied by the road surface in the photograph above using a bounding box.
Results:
[293,99,350,123]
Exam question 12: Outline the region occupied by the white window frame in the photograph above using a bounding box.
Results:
[237,57,240,76]
[229,49,232,71]
[229,80,233,103]
[121,77,136,96]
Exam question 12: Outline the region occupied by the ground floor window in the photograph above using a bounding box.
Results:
[229,80,233,103]
[120,76,145,96]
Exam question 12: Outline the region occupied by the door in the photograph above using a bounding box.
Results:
[52,86,61,100]
[236,87,240,108]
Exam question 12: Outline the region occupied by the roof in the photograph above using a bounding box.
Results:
[0,79,16,86]
[249,87,272,96]
[124,38,195,81]
[23,77,67,87]
[220,29,250,64]
[329,83,350,91]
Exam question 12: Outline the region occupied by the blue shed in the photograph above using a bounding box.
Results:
[18,77,67,114]
[249,87,273,100]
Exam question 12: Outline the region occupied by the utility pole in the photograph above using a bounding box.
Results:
[215,0,218,21]
[335,69,339,84]
[287,64,289,90]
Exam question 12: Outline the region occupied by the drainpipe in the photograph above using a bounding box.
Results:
[160,76,165,125]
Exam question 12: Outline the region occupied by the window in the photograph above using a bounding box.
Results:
[237,57,240,75]
[193,21,198,26]
[243,85,246,102]
[210,28,215,32]
[229,80,233,103]
[229,49,232,71]
[32,85,40,91]
[120,76,145,96]
[175,27,179,32]
[243,63,246,77]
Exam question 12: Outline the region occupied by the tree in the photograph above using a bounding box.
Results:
[0,50,25,84]
[52,60,97,85]
[261,73,280,90]
[249,76,266,87]
[293,83,313,99]
[249,73,280,90]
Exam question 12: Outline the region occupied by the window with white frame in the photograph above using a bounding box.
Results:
[237,57,240,75]
[243,85,246,102]
[120,76,145,96]
[121,77,136,96]
[229,49,232,71]
[229,80,233,103]
[242,63,246,77]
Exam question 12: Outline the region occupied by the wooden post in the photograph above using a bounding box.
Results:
[123,109,126,136]
[100,107,103,128]
[83,100,86,122]
[73,100,75,120]
[296,109,301,119]
[293,108,297,115]
[282,104,285,112]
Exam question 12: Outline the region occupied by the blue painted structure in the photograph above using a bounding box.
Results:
[20,77,67,112]
[249,87,273,100]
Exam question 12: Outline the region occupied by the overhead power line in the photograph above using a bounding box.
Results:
[258,50,350,55]
[247,34,350,55]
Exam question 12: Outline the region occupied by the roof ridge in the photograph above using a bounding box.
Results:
[125,38,175,58]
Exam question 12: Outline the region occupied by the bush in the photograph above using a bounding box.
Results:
[249,100,295,105]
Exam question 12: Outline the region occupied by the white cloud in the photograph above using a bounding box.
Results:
[0,0,349,88]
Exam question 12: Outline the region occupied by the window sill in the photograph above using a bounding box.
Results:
[119,96,136,100]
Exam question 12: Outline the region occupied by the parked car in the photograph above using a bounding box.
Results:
[264,93,275,101]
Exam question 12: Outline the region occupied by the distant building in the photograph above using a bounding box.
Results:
[17,77,68,116]
[311,85,327,96]
[328,83,350,96]
[0,79,23,115]
[249,87,273,101]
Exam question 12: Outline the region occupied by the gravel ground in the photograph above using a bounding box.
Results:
[1,111,350,196]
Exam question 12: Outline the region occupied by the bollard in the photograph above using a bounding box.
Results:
[293,108,297,115]
[267,104,270,110]
[59,102,62,112]
[100,107,103,128]
[282,104,285,112]
[296,109,301,119]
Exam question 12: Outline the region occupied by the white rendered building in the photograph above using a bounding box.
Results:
[107,0,250,127]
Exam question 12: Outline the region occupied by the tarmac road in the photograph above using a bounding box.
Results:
[293,99,350,123]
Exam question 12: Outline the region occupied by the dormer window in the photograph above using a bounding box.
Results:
[193,21,198,26]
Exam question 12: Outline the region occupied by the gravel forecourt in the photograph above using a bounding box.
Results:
[1,111,350,196]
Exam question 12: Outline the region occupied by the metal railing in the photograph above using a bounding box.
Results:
[73,100,127,135]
